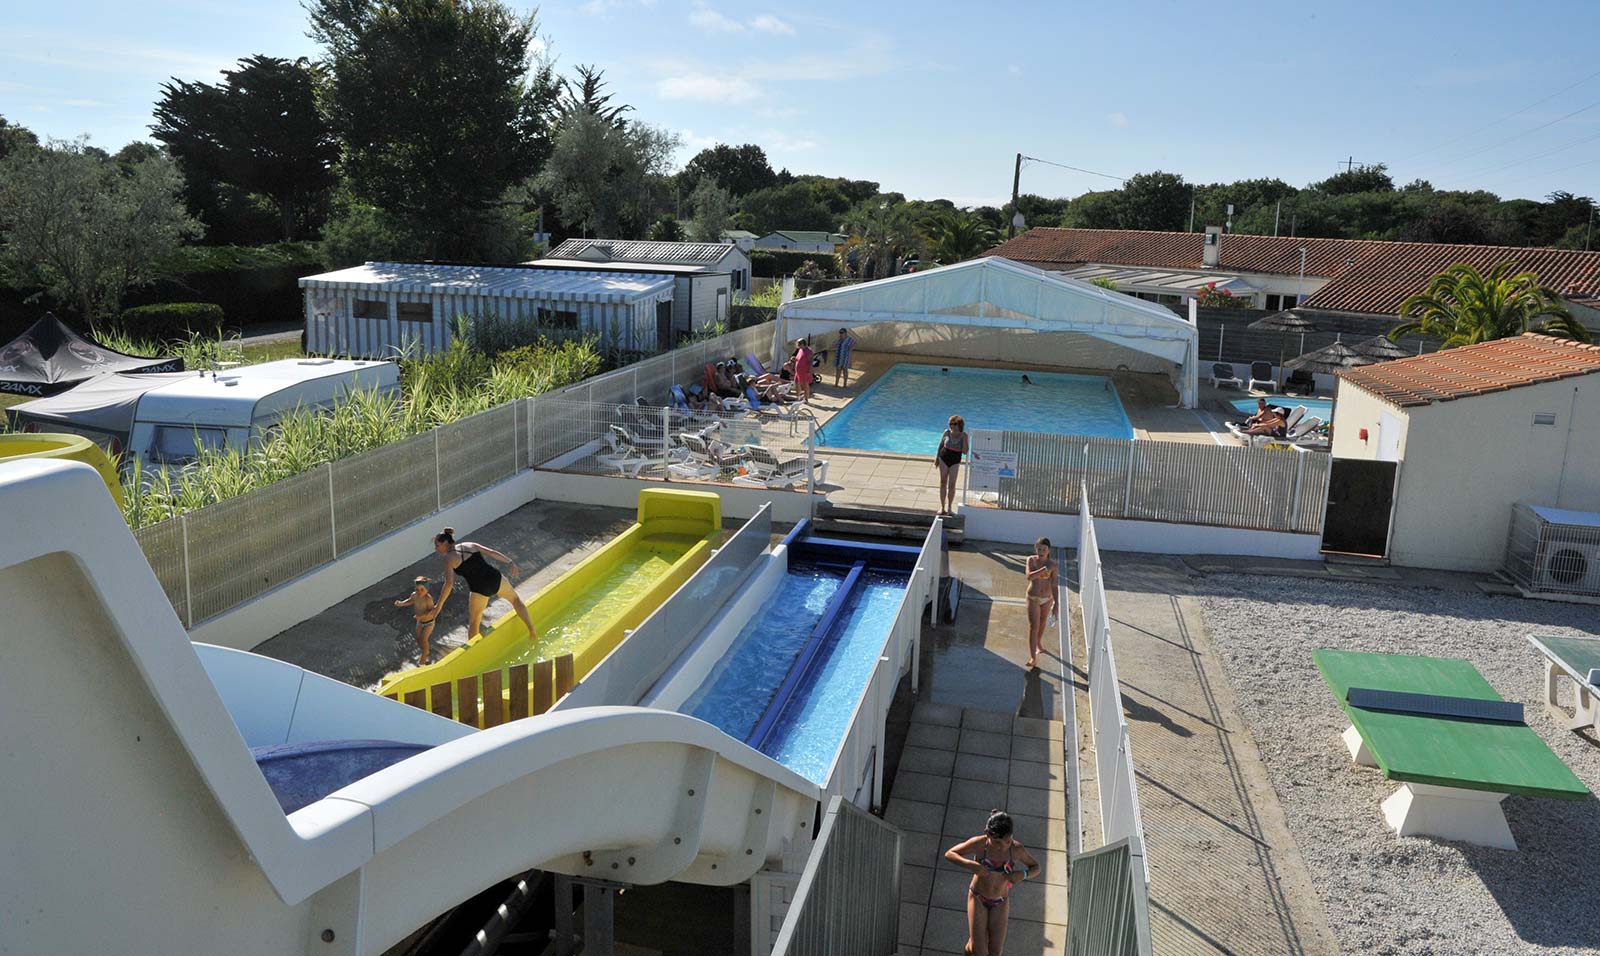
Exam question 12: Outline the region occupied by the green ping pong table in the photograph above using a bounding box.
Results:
[1528,634,1600,736]
[1314,649,1588,850]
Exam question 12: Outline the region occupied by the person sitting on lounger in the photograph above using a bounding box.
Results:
[712,362,742,398]
[739,373,797,405]
[1242,406,1288,438]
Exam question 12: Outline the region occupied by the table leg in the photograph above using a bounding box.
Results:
[1341,724,1376,768]
[1545,666,1600,733]
[1380,782,1516,851]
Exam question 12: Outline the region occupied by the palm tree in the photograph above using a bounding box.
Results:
[1390,261,1591,347]
[647,215,684,242]
[920,210,997,264]
[838,202,921,280]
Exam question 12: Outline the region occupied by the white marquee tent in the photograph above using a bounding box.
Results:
[774,256,1201,407]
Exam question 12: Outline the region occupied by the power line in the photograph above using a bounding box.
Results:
[1019,155,1127,184]
[1394,66,1600,164]
[1427,97,1600,172]
[1458,129,1600,181]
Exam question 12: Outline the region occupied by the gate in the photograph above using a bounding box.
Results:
[1321,458,1398,556]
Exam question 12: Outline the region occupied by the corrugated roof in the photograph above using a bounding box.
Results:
[767,230,841,243]
[546,238,739,265]
[298,262,674,302]
[985,228,1600,316]
[1336,333,1600,407]
[523,258,725,276]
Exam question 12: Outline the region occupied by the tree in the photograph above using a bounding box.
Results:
[0,116,38,162]
[838,201,920,279]
[647,215,684,242]
[1002,193,1070,231]
[920,209,997,263]
[1060,190,1121,229]
[680,144,775,197]
[1405,198,1490,245]
[1391,262,1591,347]
[1311,163,1394,196]
[309,0,558,258]
[0,139,199,320]
[1118,171,1190,230]
[558,64,632,128]
[153,55,339,241]
[535,111,679,238]
[735,182,835,235]
[689,177,732,242]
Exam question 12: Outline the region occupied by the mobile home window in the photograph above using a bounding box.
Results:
[353,298,387,320]
[151,425,228,465]
[537,307,580,330]
[397,302,433,324]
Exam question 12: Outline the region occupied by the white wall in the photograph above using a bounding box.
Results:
[846,323,1174,375]
[1384,374,1600,571]
[960,506,1325,560]
[1330,380,1408,461]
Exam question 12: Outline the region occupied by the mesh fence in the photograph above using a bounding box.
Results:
[184,467,335,622]
[438,403,519,506]
[134,517,190,627]
[332,431,439,555]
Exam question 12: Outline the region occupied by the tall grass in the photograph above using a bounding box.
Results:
[92,328,248,370]
[118,336,601,528]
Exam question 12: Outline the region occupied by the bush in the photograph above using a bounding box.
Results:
[121,241,327,330]
[749,250,841,278]
[111,302,225,341]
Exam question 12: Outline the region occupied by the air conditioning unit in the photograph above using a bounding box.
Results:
[1505,504,1600,600]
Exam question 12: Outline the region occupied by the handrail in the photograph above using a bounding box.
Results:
[747,560,866,749]
[770,796,902,956]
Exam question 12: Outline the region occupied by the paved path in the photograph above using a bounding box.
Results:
[1072,553,1340,956]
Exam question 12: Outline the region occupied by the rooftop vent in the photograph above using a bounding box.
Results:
[1203,226,1222,269]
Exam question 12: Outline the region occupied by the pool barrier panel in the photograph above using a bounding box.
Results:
[769,796,903,956]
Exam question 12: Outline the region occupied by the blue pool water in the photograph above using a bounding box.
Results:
[820,364,1134,453]
[682,562,909,784]
[1229,397,1333,420]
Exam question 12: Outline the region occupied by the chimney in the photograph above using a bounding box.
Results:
[1203,226,1221,268]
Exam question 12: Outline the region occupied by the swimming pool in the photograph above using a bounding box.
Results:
[1229,397,1333,420]
[819,364,1134,454]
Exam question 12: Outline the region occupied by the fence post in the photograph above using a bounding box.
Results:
[434,427,442,511]
[1122,439,1136,518]
[807,419,817,520]
[1289,448,1306,531]
[327,461,339,559]
[1217,324,1226,362]
[180,513,194,628]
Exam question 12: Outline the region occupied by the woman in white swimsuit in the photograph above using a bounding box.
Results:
[1024,537,1057,669]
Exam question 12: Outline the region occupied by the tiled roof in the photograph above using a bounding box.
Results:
[547,238,737,265]
[985,228,1600,316]
[1335,333,1600,407]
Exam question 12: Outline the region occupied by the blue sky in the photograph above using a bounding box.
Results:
[5,0,1599,207]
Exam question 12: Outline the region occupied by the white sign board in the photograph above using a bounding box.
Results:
[965,429,1016,493]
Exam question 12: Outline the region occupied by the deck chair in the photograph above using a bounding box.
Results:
[668,432,747,481]
[733,444,828,489]
[1248,361,1276,392]
[598,424,685,477]
[1210,362,1244,390]
[1284,368,1316,395]
[1284,416,1325,446]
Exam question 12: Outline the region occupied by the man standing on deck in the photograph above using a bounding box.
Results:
[833,327,855,388]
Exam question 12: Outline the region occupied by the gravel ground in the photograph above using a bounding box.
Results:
[1198,575,1600,956]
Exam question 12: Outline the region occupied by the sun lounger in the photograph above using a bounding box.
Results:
[732,444,828,489]
[667,431,747,481]
[1527,635,1600,736]
[1284,368,1316,395]
[1314,648,1588,850]
[598,424,686,477]
[1210,362,1244,390]
[1248,360,1276,393]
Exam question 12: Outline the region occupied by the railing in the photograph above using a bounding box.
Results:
[384,653,576,728]
[1066,838,1153,956]
[769,796,902,956]
[554,321,774,408]
[131,322,781,629]
[820,516,940,808]
[1078,483,1149,887]
[988,430,1331,535]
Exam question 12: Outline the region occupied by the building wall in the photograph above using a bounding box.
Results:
[1383,374,1600,571]
[1329,380,1409,461]
[846,321,1176,376]
[688,273,731,332]
[754,236,835,254]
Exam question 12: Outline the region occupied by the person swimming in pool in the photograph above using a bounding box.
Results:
[1020,374,1033,385]
[1023,537,1058,669]
[944,810,1039,956]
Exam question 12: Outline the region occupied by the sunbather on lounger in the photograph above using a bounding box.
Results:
[1241,408,1288,438]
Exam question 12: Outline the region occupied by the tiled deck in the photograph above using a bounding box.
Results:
[888,704,1070,956]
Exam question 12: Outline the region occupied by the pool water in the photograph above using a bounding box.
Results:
[819,364,1134,454]
[1229,397,1333,421]
[682,561,909,784]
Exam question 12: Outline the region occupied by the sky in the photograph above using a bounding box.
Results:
[5,0,1600,208]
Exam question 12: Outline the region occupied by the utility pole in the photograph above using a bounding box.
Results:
[1007,153,1023,238]
[1274,200,1281,237]
[1340,156,1358,173]
[1188,198,1195,233]
[1587,202,1595,252]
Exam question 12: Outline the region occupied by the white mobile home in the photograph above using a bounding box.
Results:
[299,262,675,358]
[533,238,751,337]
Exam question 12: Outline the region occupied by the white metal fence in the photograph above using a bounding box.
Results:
[553,322,775,407]
[987,431,1331,535]
[1078,483,1150,889]
[822,517,940,809]
[769,796,903,956]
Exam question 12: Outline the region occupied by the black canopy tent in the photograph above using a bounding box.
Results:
[0,314,182,398]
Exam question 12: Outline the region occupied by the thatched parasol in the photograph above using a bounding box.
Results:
[1247,310,1320,390]
[1351,335,1412,361]
[1283,340,1375,375]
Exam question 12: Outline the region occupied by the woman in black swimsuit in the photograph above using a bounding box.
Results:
[935,414,969,516]
[430,527,536,642]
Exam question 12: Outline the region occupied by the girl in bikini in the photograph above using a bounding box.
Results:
[935,414,968,516]
[944,810,1040,956]
[1024,537,1058,669]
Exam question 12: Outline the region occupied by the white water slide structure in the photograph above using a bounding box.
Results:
[0,460,930,955]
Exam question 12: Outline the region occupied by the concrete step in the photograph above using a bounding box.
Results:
[813,517,964,545]
[818,501,965,531]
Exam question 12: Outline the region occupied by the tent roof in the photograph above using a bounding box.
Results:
[6,370,193,437]
[776,256,1197,364]
[0,314,184,398]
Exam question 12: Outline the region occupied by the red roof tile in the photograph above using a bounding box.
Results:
[1335,333,1600,407]
[985,228,1600,316]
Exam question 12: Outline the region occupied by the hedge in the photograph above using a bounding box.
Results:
[114,302,225,342]
[749,249,841,278]
[122,241,326,329]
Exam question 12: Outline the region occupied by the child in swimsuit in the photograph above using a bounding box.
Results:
[944,810,1040,956]
[394,576,437,663]
[1024,537,1058,669]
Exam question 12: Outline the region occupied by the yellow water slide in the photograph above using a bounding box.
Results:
[378,489,721,700]
[0,433,122,503]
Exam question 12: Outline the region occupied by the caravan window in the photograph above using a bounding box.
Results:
[398,302,433,324]
[151,425,228,465]
[538,307,580,330]
[354,299,387,320]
